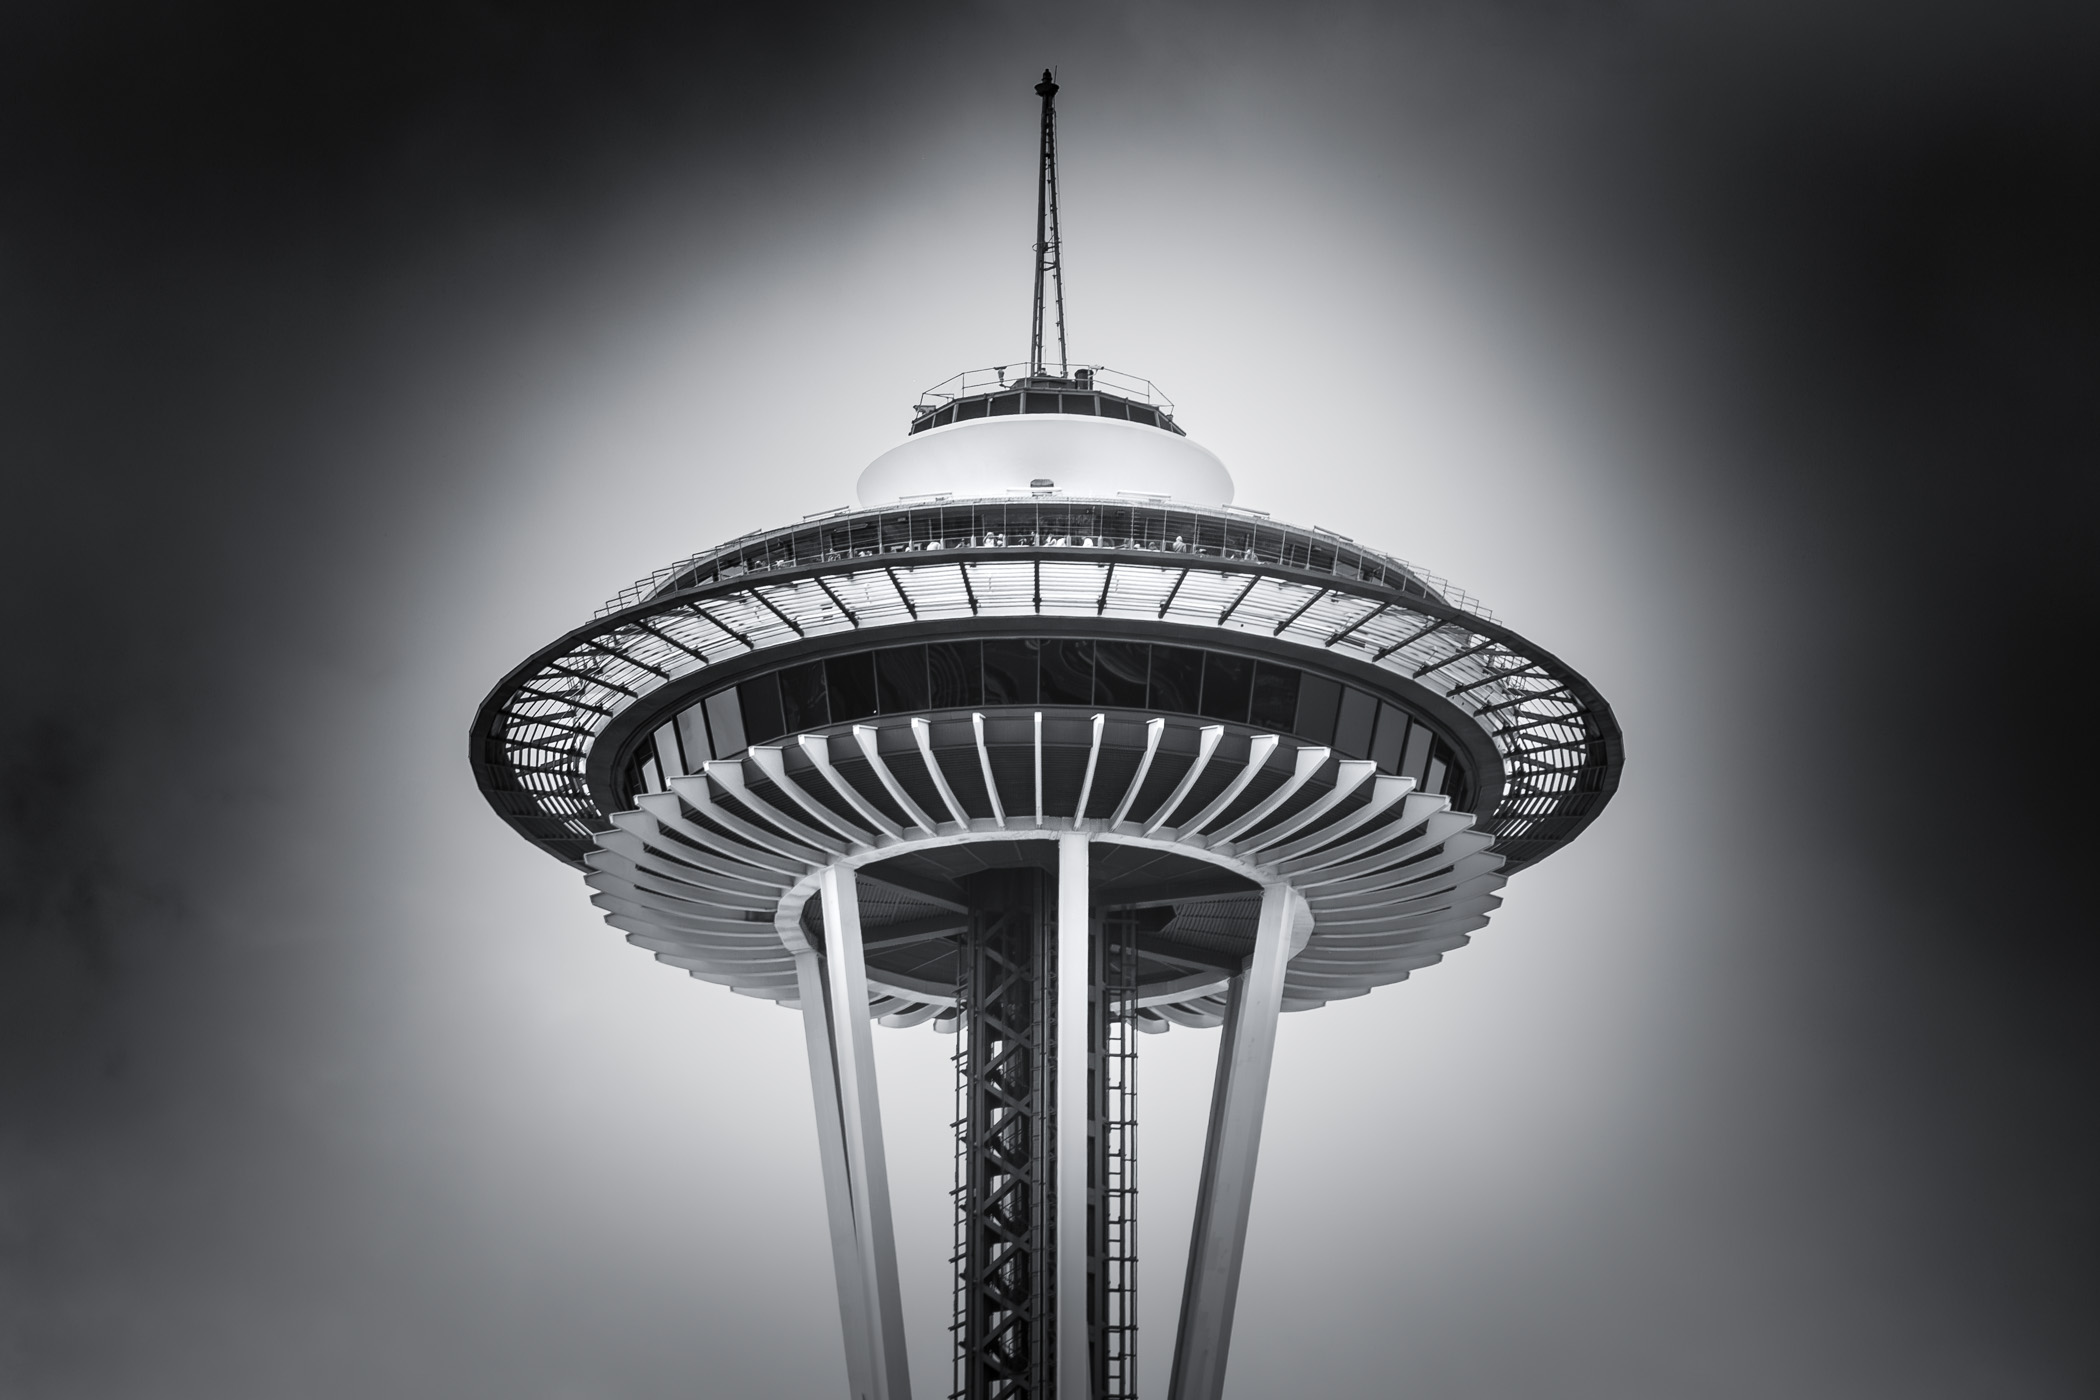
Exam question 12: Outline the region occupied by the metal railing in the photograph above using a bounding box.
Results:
[915,363,1174,415]
[595,498,1493,622]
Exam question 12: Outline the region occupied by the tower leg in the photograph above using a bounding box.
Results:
[1167,883,1302,1400]
[795,947,879,1400]
[812,865,914,1400]
[1056,833,1092,1398]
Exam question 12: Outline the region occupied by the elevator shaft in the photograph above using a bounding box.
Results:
[951,870,1138,1400]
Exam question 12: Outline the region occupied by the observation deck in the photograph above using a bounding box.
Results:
[472,496,1621,925]
[907,364,1185,437]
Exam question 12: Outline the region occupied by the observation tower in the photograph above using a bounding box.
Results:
[471,72,1622,1400]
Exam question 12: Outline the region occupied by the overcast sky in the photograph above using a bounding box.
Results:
[3,3,2095,1397]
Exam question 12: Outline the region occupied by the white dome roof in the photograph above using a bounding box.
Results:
[857,414,1234,508]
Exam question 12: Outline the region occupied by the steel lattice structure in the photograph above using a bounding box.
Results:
[469,73,1620,1400]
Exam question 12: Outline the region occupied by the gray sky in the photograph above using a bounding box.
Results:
[3,3,2094,1397]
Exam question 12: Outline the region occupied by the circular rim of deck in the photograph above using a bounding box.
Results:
[472,498,1622,878]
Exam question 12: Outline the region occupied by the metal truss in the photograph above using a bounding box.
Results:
[954,870,1056,1400]
[950,876,1142,1400]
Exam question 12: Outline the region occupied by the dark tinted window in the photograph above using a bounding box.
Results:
[989,393,1021,416]
[982,638,1040,704]
[957,397,989,421]
[1060,394,1097,415]
[1040,638,1094,704]
[739,673,786,745]
[1400,721,1433,782]
[1249,662,1301,731]
[1294,674,1341,746]
[1023,391,1058,414]
[1334,687,1376,758]
[780,661,829,733]
[826,653,879,722]
[1098,397,1130,421]
[875,645,929,712]
[1094,640,1149,707]
[1371,703,1409,772]
[1128,405,1158,427]
[928,641,983,708]
[706,689,745,755]
[1149,646,1203,713]
[1199,652,1253,722]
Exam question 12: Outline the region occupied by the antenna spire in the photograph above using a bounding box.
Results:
[1029,69,1067,379]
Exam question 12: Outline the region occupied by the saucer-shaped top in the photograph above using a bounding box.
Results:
[858,414,1234,507]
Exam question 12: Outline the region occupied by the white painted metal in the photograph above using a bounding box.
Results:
[856,414,1234,507]
[1056,832,1093,1397]
[1107,717,1166,826]
[971,713,1007,827]
[1142,724,1222,835]
[793,949,880,1400]
[853,724,940,833]
[1073,712,1106,821]
[912,716,971,826]
[1209,743,1327,842]
[1179,732,1279,836]
[750,744,874,844]
[802,733,905,840]
[819,866,914,1400]
[1167,883,1302,1400]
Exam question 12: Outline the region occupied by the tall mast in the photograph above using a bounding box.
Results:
[1029,69,1067,379]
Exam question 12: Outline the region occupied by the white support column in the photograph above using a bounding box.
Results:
[1056,831,1093,1398]
[820,865,914,1400]
[794,948,878,1400]
[1168,882,1302,1400]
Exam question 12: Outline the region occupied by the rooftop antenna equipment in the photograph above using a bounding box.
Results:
[1030,69,1067,379]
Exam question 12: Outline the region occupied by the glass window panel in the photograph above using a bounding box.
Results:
[1199,652,1253,723]
[1023,391,1058,414]
[826,653,879,722]
[1424,755,1448,796]
[677,705,713,765]
[1149,645,1203,713]
[1334,687,1377,758]
[708,688,749,755]
[1040,638,1094,704]
[738,674,785,745]
[957,397,989,421]
[1294,674,1341,746]
[1249,662,1301,731]
[1098,396,1130,420]
[989,392,1021,416]
[1372,704,1409,772]
[779,661,829,733]
[875,645,930,713]
[654,721,685,778]
[1129,405,1158,428]
[639,752,663,794]
[1400,721,1434,782]
[935,404,956,426]
[928,640,984,708]
[1094,640,1150,707]
[1060,394,1097,415]
[982,638,1040,705]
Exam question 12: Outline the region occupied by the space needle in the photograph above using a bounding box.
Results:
[471,71,1622,1400]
